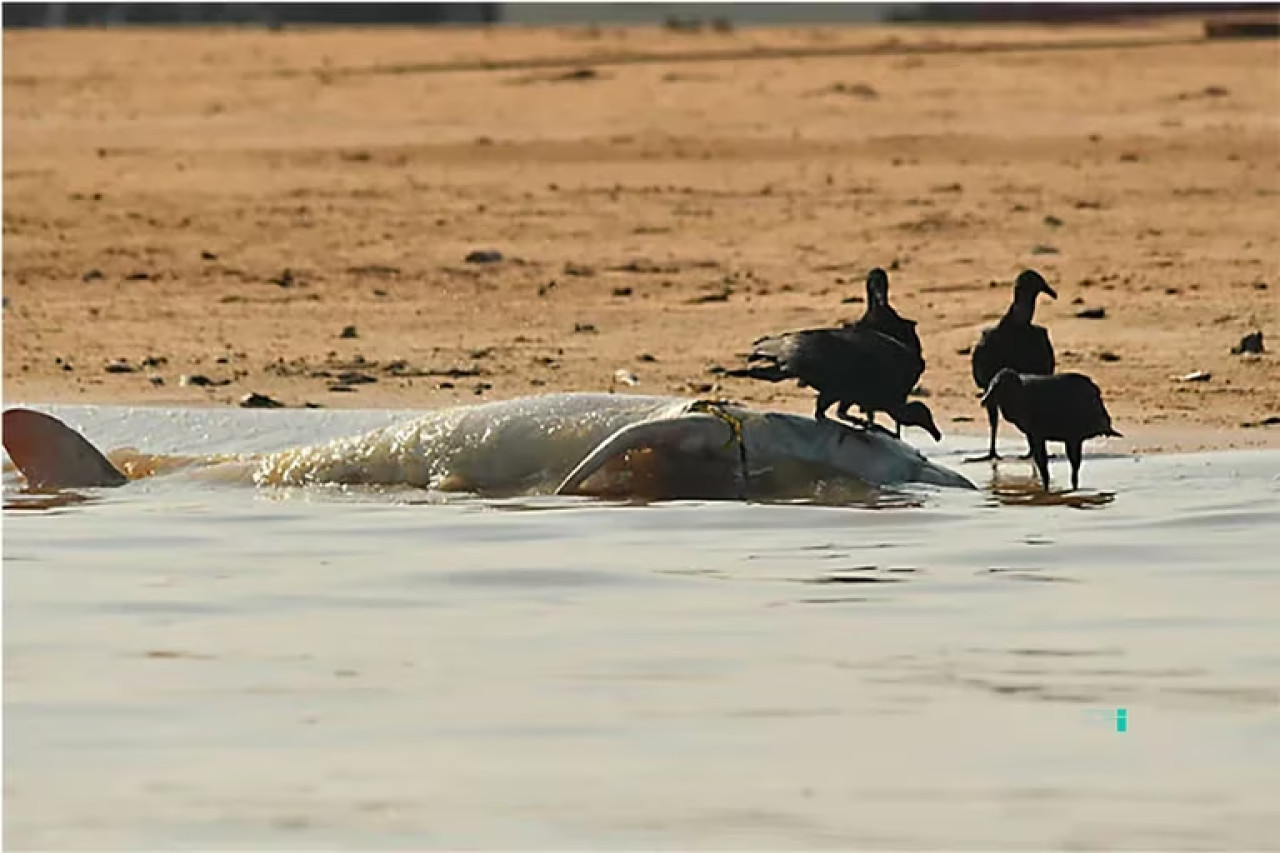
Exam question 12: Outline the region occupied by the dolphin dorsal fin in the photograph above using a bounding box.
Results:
[3,408,127,490]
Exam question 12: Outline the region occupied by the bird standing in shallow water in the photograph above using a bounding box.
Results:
[980,368,1121,490]
[970,269,1058,461]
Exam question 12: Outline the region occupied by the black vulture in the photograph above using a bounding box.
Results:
[845,267,922,357]
[970,269,1057,461]
[727,324,941,441]
[981,368,1121,490]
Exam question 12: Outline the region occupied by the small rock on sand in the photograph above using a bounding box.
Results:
[335,371,377,385]
[339,325,359,339]
[1231,331,1264,355]
[239,392,283,409]
[179,373,226,387]
[464,249,503,264]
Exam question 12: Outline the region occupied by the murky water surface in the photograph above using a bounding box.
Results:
[4,404,1279,850]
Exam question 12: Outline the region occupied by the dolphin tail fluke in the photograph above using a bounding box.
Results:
[2,408,128,490]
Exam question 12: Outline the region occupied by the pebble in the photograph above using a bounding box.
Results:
[464,249,503,264]
[239,392,283,409]
[334,371,377,385]
[1231,331,1264,355]
[179,373,226,387]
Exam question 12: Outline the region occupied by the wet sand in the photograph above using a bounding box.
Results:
[4,19,1279,452]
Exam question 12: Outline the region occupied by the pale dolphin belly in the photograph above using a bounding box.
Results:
[243,393,689,494]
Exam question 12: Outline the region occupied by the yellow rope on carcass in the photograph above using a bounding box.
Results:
[689,399,749,498]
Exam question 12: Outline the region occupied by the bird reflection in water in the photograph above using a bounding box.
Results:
[987,472,1116,509]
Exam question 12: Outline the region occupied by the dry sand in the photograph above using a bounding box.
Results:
[4,19,1278,453]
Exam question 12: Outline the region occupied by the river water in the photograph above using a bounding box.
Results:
[4,403,1278,850]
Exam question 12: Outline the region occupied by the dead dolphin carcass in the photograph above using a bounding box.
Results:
[3,393,974,500]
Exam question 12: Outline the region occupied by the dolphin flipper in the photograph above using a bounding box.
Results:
[554,414,731,496]
[3,408,128,490]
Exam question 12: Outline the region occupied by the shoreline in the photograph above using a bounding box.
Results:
[4,22,1277,446]
[5,389,1279,456]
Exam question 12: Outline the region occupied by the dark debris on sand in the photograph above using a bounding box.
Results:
[1231,331,1265,355]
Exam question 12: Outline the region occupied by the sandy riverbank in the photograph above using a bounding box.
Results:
[3,19,1278,453]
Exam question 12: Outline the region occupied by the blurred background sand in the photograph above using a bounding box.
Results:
[4,14,1278,449]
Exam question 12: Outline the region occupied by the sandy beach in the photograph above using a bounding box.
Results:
[4,18,1278,452]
